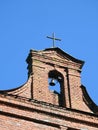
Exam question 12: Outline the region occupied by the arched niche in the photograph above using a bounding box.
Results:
[48,70,65,107]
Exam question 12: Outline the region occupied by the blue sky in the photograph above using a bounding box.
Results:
[0,0,98,104]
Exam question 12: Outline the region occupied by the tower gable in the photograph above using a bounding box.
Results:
[44,47,84,66]
[26,47,84,77]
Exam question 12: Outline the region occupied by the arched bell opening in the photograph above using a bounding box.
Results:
[48,70,65,107]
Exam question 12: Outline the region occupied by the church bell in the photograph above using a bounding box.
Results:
[49,79,55,86]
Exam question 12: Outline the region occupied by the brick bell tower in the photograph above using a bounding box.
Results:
[26,47,86,110]
[1,45,98,130]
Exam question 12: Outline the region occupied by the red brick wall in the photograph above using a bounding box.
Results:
[0,95,98,130]
[0,114,60,130]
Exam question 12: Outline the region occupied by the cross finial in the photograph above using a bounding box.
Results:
[47,33,61,48]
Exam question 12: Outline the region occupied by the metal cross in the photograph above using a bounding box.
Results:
[47,33,61,48]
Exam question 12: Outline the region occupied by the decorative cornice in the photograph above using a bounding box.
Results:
[0,93,98,127]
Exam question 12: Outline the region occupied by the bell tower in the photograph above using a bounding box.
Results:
[26,47,87,110]
[0,47,98,130]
